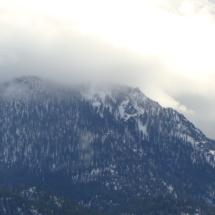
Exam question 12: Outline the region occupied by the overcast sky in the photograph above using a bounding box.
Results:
[1,0,215,139]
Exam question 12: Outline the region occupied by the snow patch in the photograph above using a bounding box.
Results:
[168,185,174,193]
[118,100,129,118]
[92,101,101,107]
[209,150,215,155]
[138,120,148,136]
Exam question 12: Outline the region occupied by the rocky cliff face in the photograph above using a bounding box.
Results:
[0,76,215,210]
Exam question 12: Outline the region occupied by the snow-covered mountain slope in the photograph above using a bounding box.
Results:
[0,76,215,210]
[80,82,214,167]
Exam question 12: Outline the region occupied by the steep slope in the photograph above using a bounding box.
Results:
[0,76,215,211]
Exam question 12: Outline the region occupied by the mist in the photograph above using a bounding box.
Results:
[1,0,215,139]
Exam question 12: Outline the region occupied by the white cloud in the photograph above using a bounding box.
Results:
[0,50,19,65]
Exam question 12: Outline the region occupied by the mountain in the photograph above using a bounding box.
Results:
[0,76,215,214]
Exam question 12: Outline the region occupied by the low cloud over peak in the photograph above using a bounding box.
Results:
[1,0,215,138]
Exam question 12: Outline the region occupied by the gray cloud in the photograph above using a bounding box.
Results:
[0,13,154,89]
[173,93,215,139]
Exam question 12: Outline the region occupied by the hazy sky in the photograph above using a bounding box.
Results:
[1,0,215,139]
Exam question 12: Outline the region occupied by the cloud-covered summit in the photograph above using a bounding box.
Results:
[1,0,215,138]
